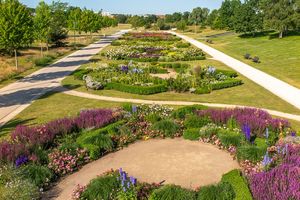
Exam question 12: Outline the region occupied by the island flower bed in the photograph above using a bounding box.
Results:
[0,105,298,200]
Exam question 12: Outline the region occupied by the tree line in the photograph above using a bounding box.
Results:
[115,0,300,38]
[0,0,117,68]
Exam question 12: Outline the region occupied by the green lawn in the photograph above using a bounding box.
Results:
[0,92,124,139]
[62,58,300,115]
[181,30,300,89]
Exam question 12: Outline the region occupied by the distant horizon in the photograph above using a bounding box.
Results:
[20,0,223,15]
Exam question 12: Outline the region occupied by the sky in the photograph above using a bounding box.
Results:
[20,0,223,15]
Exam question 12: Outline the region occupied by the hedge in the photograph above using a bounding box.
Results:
[215,70,238,78]
[211,79,243,90]
[221,169,253,200]
[105,82,168,95]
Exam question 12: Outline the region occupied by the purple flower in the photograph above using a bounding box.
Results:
[291,131,296,137]
[242,124,251,142]
[262,152,272,167]
[132,105,137,113]
[265,128,269,139]
[120,65,129,73]
[15,155,28,167]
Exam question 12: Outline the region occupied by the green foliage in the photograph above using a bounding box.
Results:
[195,86,212,94]
[145,113,162,124]
[21,164,54,187]
[197,182,235,200]
[106,82,168,95]
[0,0,33,68]
[183,128,200,141]
[128,15,146,29]
[77,128,114,160]
[218,0,241,29]
[175,42,191,48]
[171,105,207,119]
[237,145,267,162]
[176,20,187,31]
[199,123,220,138]
[217,129,242,148]
[34,55,54,66]
[81,173,119,200]
[189,7,210,26]
[149,185,196,200]
[0,165,39,200]
[152,120,180,137]
[211,79,243,90]
[221,169,253,200]
[226,117,239,130]
[184,115,211,128]
[215,70,238,78]
[72,69,91,80]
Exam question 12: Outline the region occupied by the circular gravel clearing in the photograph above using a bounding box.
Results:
[45,138,239,200]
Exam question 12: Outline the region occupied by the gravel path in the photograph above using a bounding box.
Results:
[170,31,300,110]
[0,30,128,127]
[62,89,300,122]
[44,138,239,200]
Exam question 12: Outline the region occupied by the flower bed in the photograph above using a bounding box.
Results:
[0,105,298,200]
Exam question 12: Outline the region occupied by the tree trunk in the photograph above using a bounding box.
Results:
[40,41,43,57]
[14,49,18,70]
[74,30,76,49]
[279,31,283,38]
[46,42,49,52]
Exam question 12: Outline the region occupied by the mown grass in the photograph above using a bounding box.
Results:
[181,29,300,89]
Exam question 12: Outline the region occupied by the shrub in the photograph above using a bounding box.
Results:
[145,113,162,123]
[106,82,168,95]
[197,182,235,200]
[215,70,238,78]
[21,164,54,187]
[152,120,180,138]
[34,55,53,67]
[221,169,252,200]
[184,115,211,128]
[76,129,114,160]
[199,123,220,139]
[244,53,251,59]
[183,128,200,141]
[237,145,267,162]
[175,42,190,48]
[211,79,242,90]
[72,69,91,80]
[149,185,196,200]
[81,173,119,200]
[252,56,260,63]
[217,129,242,148]
[195,86,212,94]
[171,105,207,119]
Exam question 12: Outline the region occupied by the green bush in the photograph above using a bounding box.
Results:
[72,69,91,80]
[221,169,253,200]
[21,164,54,187]
[215,70,238,78]
[111,40,122,46]
[184,115,211,128]
[211,79,243,90]
[199,123,219,138]
[217,129,242,148]
[148,66,168,74]
[34,55,54,67]
[81,173,119,200]
[106,82,168,95]
[152,120,180,137]
[183,128,200,140]
[175,42,191,48]
[171,105,207,119]
[77,129,114,160]
[149,185,196,200]
[237,145,267,162]
[195,86,212,94]
[197,182,235,200]
[145,113,162,123]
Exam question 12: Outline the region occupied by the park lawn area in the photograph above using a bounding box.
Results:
[62,58,300,115]
[179,26,230,37]
[181,29,300,89]
[0,92,125,139]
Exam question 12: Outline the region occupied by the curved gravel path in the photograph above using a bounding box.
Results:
[44,138,239,200]
[62,89,300,122]
[170,31,300,110]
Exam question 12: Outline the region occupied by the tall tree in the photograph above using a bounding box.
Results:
[189,7,210,32]
[49,1,68,46]
[128,15,145,29]
[34,1,52,55]
[206,9,219,27]
[68,7,82,47]
[261,0,300,38]
[176,20,187,31]
[0,0,33,69]
[233,0,263,35]
[218,0,241,29]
